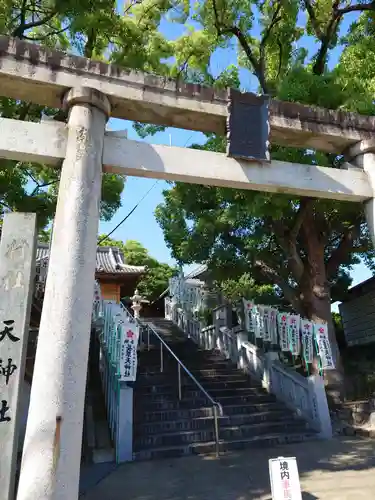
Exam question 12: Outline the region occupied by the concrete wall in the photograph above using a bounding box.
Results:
[339,284,375,346]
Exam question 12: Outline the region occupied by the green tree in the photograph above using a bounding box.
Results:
[154,3,375,399]
[98,235,176,300]
[217,273,283,306]
[137,261,177,302]
[0,0,181,228]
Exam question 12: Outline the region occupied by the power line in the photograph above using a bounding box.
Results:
[99,131,195,246]
[98,180,158,245]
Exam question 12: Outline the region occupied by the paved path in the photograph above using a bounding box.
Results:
[81,437,375,500]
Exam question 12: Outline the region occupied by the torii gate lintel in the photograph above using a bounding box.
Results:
[0,34,374,500]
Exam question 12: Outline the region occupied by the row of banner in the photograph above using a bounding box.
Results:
[94,292,140,383]
[242,300,335,370]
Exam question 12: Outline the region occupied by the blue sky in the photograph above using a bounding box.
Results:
[98,8,373,307]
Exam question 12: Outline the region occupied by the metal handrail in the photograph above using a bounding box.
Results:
[123,305,222,457]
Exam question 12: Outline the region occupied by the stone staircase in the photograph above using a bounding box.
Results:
[133,318,318,460]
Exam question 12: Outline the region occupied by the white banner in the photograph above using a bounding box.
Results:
[277,313,289,351]
[119,320,139,381]
[288,314,301,355]
[314,323,335,370]
[301,320,314,363]
[243,299,254,332]
[262,306,271,342]
[268,308,278,344]
[253,305,262,338]
[269,456,302,500]
[258,306,266,339]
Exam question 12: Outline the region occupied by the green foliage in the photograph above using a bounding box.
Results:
[216,273,281,305]
[138,261,176,302]
[39,227,52,242]
[153,1,375,370]
[0,0,183,228]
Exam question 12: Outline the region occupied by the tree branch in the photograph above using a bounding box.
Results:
[269,200,313,282]
[19,0,27,32]
[290,198,314,241]
[22,24,71,41]
[311,0,375,76]
[337,2,375,15]
[25,169,39,186]
[276,38,283,78]
[303,0,324,39]
[326,225,360,279]
[259,2,282,76]
[225,27,268,93]
[272,220,305,281]
[313,18,340,75]
[124,0,143,14]
[254,259,302,312]
[30,180,57,197]
[12,10,58,38]
[84,28,97,58]
[0,200,12,211]
[211,0,268,93]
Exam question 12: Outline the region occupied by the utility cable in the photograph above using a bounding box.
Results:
[98,180,158,245]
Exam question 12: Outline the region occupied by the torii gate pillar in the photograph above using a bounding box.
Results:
[346,140,375,248]
[17,88,110,500]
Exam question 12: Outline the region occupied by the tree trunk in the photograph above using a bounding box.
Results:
[300,219,344,406]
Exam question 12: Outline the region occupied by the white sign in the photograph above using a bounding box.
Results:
[252,305,262,338]
[253,306,263,339]
[269,456,302,500]
[119,320,139,381]
[268,308,278,344]
[262,306,271,342]
[301,319,314,363]
[277,313,289,351]
[314,323,335,370]
[243,299,254,332]
[288,314,301,355]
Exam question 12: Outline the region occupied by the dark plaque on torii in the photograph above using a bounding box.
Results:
[226,89,270,163]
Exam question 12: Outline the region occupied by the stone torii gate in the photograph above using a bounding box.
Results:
[0,35,375,500]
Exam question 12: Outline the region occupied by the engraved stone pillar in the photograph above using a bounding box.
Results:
[0,213,37,500]
[17,88,110,500]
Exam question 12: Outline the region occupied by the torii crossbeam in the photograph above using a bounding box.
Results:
[0,35,374,500]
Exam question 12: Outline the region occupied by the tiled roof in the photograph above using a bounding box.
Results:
[36,243,145,275]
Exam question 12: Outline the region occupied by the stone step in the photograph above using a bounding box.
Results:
[134,419,310,449]
[135,379,262,394]
[140,346,223,357]
[138,360,232,373]
[190,369,247,378]
[133,430,317,461]
[137,368,247,381]
[134,401,287,422]
[134,321,315,464]
[134,410,296,435]
[135,392,275,411]
[135,387,268,404]
[181,387,267,399]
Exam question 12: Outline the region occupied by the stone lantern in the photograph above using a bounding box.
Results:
[131,289,149,319]
[131,288,143,319]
